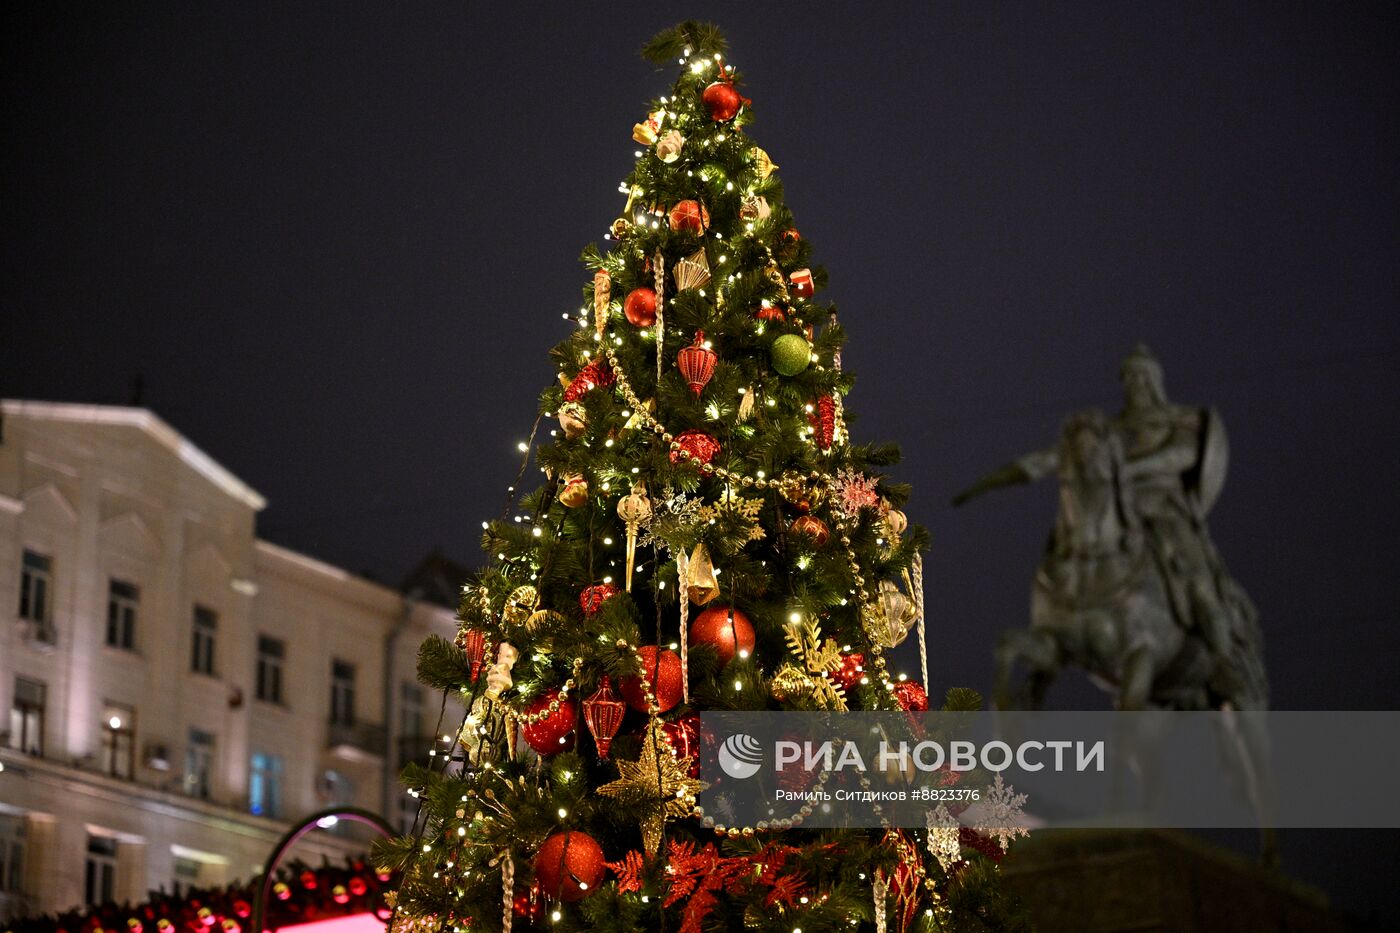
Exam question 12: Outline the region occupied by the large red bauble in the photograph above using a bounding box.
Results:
[522,689,577,754]
[689,605,756,667]
[534,832,604,903]
[831,652,865,691]
[702,81,742,121]
[623,287,657,327]
[668,199,710,234]
[579,582,619,616]
[661,713,702,777]
[661,713,700,760]
[620,646,684,713]
[669,430,721,466]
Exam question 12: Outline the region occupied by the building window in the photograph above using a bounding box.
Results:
[101,702,136,780]
[105,579,139,650]
[184,729,215,799]
[319,770,356,835]
[191,606,217,676]
[7,677,45,756]
[18,550,51,625]
[249,752,284,819]
[399,681,423,736]
[172,855,202,896]
[0,815,25,896]
[330,660,355,726]
[396,788,418,835]
[256,636,285,705]
[84,835,117,906]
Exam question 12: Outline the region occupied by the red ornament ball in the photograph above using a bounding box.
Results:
[299,871,318,890]
[620,645,684,713]
[623,287,657,327]
[347,878,367,898]
[534,832,605,903]
[689,605,756,667]
[669,429,721,466]
[754,303,787,322]
[831,652,865,691]
[894,680,930,712]
[702,81,743,121]
[780,227,802,249]
[790,515,830,548]
[668,199,710,234]
[522,689,577,754]
[579,582,619,616]
[331,886,349,906]
[661,713,702,776]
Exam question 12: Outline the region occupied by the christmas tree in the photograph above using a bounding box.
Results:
[375,22,1027,933]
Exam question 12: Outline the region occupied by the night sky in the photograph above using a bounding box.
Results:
[4,2,1398,922]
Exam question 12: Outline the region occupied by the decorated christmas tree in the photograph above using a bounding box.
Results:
[375,22,1027,933]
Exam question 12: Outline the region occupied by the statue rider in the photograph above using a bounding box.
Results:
[956,344,1264,709]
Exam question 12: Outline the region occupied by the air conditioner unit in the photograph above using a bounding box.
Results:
[144,743,172,772]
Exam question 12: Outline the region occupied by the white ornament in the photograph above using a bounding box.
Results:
[655,130,685,163]
[976,773,1030,851]
[925,803,961,872]
[485,642,518,698]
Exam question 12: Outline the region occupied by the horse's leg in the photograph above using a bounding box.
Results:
[993,630,1023,710]
[1220,702,1280,868]
[996,629,1058,710]
[1117,644,1154,712]
[1024,654,1058,710]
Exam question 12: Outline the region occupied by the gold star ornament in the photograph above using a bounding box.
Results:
[597,719,708,857]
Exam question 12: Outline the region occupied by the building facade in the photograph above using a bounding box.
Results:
[0,401,460,920]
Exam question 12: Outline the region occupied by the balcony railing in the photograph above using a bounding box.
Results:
[396,733,444,768]
[326,721,386,759]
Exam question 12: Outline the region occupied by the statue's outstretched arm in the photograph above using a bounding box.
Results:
[952,446,1057,506]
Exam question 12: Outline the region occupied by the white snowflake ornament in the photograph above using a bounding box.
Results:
[976,772,1030,851]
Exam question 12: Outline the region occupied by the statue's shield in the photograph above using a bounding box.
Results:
[1194,407,1229,515]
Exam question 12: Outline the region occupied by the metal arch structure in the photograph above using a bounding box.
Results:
[252,807,396,933]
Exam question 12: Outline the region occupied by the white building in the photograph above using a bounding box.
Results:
[0,401,462,920]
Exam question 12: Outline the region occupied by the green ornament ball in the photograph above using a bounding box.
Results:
[770,334,811,376]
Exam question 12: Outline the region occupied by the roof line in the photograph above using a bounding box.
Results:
[1,399,267,510]
[255,538,456,619]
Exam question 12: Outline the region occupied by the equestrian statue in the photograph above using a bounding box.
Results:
[954,344,1267,714]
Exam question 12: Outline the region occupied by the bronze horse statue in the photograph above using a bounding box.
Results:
[991,410,1221,711]
[956,347,1273,861]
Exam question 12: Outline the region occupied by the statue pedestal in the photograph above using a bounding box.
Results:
[999,829,1343,932]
